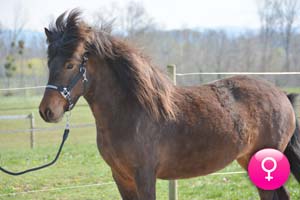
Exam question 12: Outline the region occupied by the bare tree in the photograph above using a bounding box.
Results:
[121,1,155,39]
[2,3,27,90]
[257,0,279,71]
[213,30,228,79]
[0,22,4,58]
[10,3,27,44]
[93,2,119,31]
[276,0,299,71]
[93,1,156,46]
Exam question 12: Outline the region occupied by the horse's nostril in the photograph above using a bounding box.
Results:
[45,108,53,120]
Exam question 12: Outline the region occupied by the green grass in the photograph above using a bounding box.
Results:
[0,94,300,200]
[283,87,300,94]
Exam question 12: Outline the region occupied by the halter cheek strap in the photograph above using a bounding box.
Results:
[46,54,88,111]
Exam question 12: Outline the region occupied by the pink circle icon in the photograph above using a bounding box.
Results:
[248,148,290,190]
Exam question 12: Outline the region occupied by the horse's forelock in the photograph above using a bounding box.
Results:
[46,9,90,60]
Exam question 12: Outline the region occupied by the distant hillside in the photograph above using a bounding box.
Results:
[0,29,45,45]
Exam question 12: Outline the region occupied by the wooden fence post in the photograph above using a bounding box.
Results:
[167,64,178,200]
[167,64,176,85]
[29,112,35,149]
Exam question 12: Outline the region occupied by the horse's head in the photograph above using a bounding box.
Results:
[40,9,178,123]
[39,10,92,123]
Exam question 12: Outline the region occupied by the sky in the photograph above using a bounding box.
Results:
[0,0,260,31]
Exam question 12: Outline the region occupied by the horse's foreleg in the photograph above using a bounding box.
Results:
[112,171,139,200]
[134,167,156,200]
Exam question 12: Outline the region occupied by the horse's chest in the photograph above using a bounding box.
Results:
[97,132,118,163]
[96,130,134,174]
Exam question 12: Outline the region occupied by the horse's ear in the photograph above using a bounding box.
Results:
[44,28,52,40]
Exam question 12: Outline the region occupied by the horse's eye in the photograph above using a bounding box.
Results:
[66,63,74,69]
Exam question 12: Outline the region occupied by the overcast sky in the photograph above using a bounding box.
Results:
[0,0,260,31]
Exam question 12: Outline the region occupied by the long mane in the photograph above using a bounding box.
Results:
[47,9,179,121]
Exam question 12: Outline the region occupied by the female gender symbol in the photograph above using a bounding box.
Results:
[248,148,290,190]
[261,157,277,181]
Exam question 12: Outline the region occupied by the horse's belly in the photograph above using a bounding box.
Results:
[156,134,241,179]
[157,153,236,179]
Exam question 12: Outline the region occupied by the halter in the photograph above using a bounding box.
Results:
[46,53,89,111]
[0,54,89,176]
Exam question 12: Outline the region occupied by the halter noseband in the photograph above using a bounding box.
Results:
[46,53,89,111]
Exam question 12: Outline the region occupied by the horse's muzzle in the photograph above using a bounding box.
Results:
[39,90,66,123]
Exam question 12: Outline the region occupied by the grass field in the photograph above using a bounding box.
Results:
[0,89,300,200]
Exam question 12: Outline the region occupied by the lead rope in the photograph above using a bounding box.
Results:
[0,112,71,176]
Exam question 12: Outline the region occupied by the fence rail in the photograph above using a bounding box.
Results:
[0,170,247,197]
[0,115,29,120]
[176,71,300,76]
[0,123,95,134]
[0,182,116,197]
[0,71,300,91]
[0,86,45,91]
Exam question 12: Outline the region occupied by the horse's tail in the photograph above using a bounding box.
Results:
[284,93,300,183]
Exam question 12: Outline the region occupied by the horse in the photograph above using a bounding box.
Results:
[39,9,300,200]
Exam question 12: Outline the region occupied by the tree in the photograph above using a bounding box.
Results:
[93,2,119,31]
[257,0,279,71]
[122,1,155,38]
[4,55,17,89]
[0,22,2,66]
[238,31,259,71]
[10,3,26,43]
[276,0,299,71]
[4,4,27,90]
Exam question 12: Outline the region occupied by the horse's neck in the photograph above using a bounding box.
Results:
[83,57,134,132]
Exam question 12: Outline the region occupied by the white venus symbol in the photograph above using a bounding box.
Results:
[261,157,277,181]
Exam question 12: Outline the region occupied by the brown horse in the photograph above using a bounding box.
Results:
[39,10,300,200]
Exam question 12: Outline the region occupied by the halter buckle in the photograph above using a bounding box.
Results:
[61,87,71,99]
